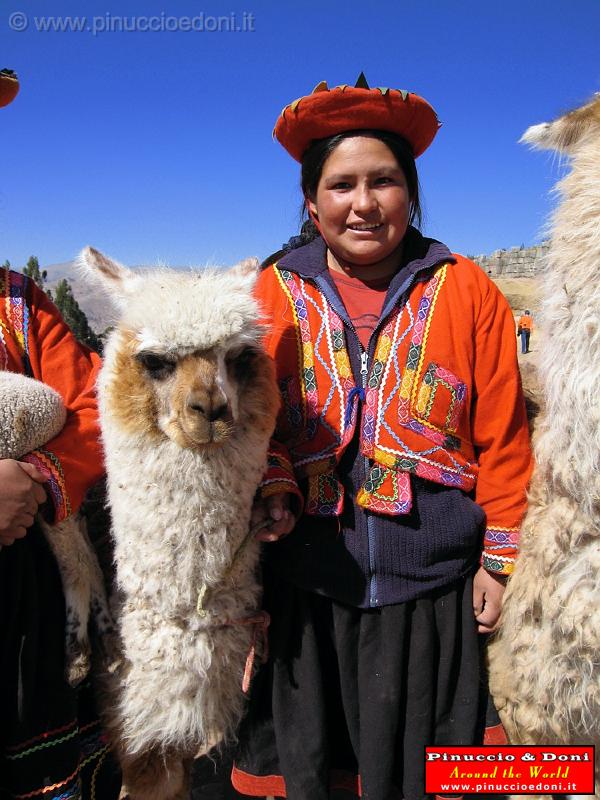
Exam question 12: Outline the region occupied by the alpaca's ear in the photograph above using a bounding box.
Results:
[521,94,600,153]
[520,121,565,152]
[229,257,260,287]
[77,246,134,303]
[520,122,552,149]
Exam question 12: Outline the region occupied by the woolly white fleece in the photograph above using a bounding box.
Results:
[489,95,600,799]
[79,250,278,780]
[0,370,66,458]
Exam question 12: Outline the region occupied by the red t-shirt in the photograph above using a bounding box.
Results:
[329,269,391,350]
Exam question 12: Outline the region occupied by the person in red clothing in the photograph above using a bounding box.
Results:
[228,76,533,800]
[0,73,120,800]
[517,309,533,354]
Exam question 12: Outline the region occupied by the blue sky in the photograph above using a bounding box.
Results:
[2,0,599,269]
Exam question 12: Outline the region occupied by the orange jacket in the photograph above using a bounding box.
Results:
[518,314,533,331]
[257,254,533,575]
[0,268,103,521]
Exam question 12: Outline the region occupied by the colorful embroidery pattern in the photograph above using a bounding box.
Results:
[407,267,446,416]
[279,374,303,434]
[23,449,71,521]
[271,263,477,519]
[358,265,475,514]
[482,526,520,575]
[416,362,467,433]
[6,716,112,800]
[1,267,30,367]
[6,725,80,761]
[326,302,355,444]
[5,720,80,757]
[356,464,412,515]
[3,267,30,358]
[260,449,300,499]
[363,303,406,457]
[275,269,319,438]
[0,318,8,368]
[396,272,445,424]
[307,472,344,516]
[1,269,74,525]
[276,268,365,515]
[0,265,7,367]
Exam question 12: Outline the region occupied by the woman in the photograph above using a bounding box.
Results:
[232,76,532,800]
[1,71,120,800]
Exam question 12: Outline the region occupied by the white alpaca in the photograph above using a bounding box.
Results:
[0,370,115,685]
[489,93,600,799]
[78,247,279,800]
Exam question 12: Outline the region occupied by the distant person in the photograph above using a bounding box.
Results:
[0,70,120,800]
[517,309,533,354]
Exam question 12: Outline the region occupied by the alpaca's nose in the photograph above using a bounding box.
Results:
[208,402,230,422]
[187,395,231,422]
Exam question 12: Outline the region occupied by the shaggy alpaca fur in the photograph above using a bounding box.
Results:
[488,93,600,799]
[79,248,279,800]
[0,370,114,685]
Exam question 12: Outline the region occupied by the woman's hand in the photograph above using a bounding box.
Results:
[0,459,47,546]
[251,492,297,543]
[473,566,507,634]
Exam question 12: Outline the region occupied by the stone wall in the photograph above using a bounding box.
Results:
[472,242,549,278]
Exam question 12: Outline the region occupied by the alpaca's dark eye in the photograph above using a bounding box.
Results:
[227,347,257,381]
[136,352,176,380]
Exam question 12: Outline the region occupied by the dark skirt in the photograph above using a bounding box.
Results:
[0,523,121,800]
[231,570,495,800]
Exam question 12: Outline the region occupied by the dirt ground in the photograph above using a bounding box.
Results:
[493,277,540,318]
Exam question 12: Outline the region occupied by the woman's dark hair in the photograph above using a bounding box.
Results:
[261,129,423,267]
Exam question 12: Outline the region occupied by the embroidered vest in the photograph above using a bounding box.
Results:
[0,267,30,370]
[273,264,478,517]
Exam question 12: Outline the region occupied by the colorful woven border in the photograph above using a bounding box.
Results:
[5,720,80,757]
[416,362,467,433]
[356,464,412,514]
[23,448,71,522]
[482,526,520,575]
[307,471,344,515]
[275,269,316,436]
[407,267,447,418]
[7,717,111,800]
[259,446,304,508]
[275,267,364,515]
[363,301,404,456]
[3,266,30,358]
[0,317,9,368]
[325,300,355,444]
[1,266,30,367]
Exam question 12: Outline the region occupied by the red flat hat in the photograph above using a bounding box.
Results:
[0,69,19,108]
[274,74,440,162]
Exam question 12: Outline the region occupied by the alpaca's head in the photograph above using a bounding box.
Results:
[520,91,600,154]
[79,247,277,448]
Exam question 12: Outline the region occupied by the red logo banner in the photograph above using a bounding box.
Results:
[425,745,594,795]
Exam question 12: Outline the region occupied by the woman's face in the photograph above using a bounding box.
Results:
[306,136,411,270]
